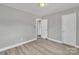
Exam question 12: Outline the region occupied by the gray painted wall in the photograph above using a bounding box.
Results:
[76,7,79,46]
[0,5,37,49]
[43,14,62,41]
[43,7,79,46]
[0,4,79,55]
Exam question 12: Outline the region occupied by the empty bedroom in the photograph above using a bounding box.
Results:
[0,3,79,55]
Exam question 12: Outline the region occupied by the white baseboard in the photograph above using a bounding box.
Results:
[0,37,79,52]
[48,38,79,48]
[0,38,37,52]
[47,38,63,43]
[76,45,79,48]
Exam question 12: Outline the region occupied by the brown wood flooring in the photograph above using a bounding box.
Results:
[4,39,79,55]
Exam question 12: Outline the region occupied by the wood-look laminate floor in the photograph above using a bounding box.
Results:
[4,39,79,55]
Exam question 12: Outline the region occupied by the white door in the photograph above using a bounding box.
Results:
[41,19,48,38]
[62,13,76,46]
[36,19,41,36]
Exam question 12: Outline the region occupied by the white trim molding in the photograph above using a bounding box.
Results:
[0,38,37,52]
[47,38,63,43]
[47,38,79,48]
[76,45,79,48]
[0,37,79,53]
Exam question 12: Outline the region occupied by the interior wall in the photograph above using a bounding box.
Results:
[0,4,79,51]
[43,14,61,41]
[76,7,79,46]
[43,7,78,45]
[0,4,37,49]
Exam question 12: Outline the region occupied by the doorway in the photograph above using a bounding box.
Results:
[36,18,48,39]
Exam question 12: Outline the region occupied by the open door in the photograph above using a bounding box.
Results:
[36,19,48,39]
[41,19,48,39]
[36,18,42,38]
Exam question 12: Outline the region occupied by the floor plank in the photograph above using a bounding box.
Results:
[4,39,78,55]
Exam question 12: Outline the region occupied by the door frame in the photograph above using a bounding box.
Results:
[36,18,42,38]
[36,18,48,39]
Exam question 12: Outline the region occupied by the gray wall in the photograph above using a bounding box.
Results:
[0,4,79,53]
[43,14,62,41]
[0,5,37,49]
[43,7,79,45]
[76,7,79,46]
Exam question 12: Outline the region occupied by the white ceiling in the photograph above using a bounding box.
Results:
[2,3,79,16]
